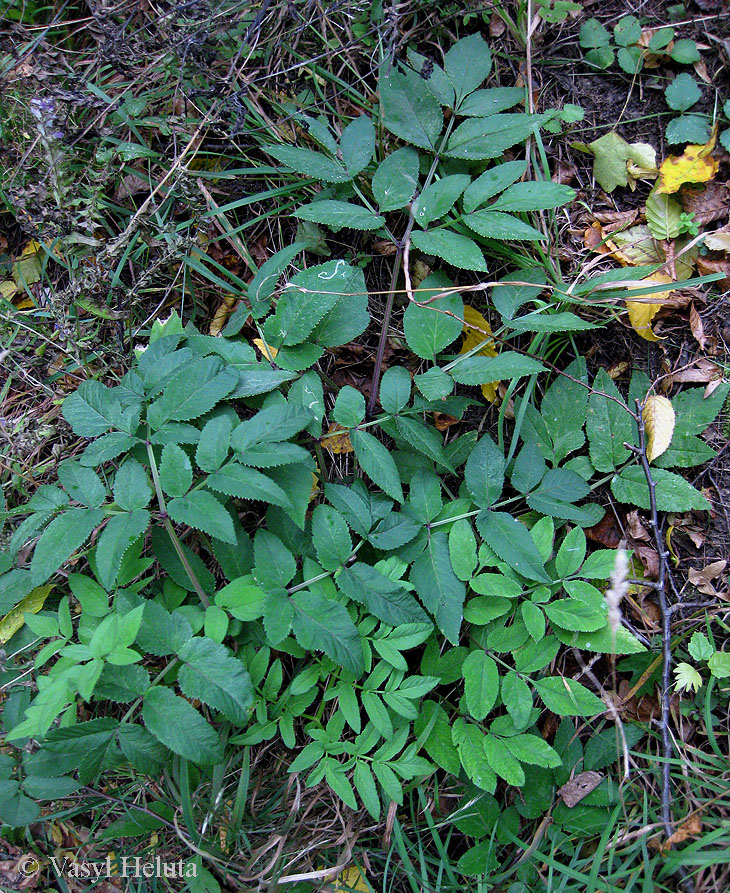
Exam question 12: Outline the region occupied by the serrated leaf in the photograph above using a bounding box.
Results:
[483,735,524,785]
[178,636,253,724]
[338,563,430,626]
[312,505,352,570]
[62,381,130,437]
[463,209,545,241]
[533,675,604,716]
[448,518,478,581]
[333,386,366,428]
[462,650,499,720]
[450,353,544,385]
[586,369,633,472]
[206,462,291,509]
[503,733,561,768]
[445,114,542,161]
[58,460,106,509]
[464,434,504,508]
[414,175,471,226]
[489,181,575,213]
[159,443,193,496]
[294,200,384,231]
[410,531,465,643]
[395,415,452,468]
[142,686,224,764]
[379,66,443,150]
[291,590,364,676]
[264,144,349,182]
[645,190,682,240]
[665,73,701,112]
[540,357,588,461]
[544,598,606,632]
[456,724,497,792]
[351,429,403,503]
[444,33,492,103]
[476,511,549,583]
[459,87,524,117]
[372,147,419,212]
[30,509,104,585]
[642,395,675,462]
[611,466,709,511]
[380,365,412,414]
[340,115,375,177]
[462,161,526,213]
[501,671,533,729]
[403,272,463,360]
[231,404,313,450]
[113,457,152,510]
[354,761,381,819]
[147,357,237,429]
[95,510,150,590]
[195,415,232,473]
[411,229,488,272]
[168,492,236,544]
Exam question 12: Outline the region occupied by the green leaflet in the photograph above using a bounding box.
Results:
[142,686,224,764]
[62,380,133,437]
[413,175,470,226]
[351,429,404,503]
[379,65,443,150]
[95,510,150,590]
[410,531,465,644]
[586,369,632,472]
[264,144,349,182]
[476,511,549,583]
[177,636,253,724]
[290,591,364,676]
[58,460,105,509]
[533,676,604,716]
[340,115,375,177]
[611,466,709,512]
[113,458,152,511]
[464,434,504,508]
[147,357,238,429]
[403,272,463,360]
[337,563,430,626]
[206,462,291,509]
[311,505,352,570]
[462,161,527,213]
[379,366,412,414]
[30,508,105,585]
[410,230,488,272]
[489,181,575,213]
[444,33,492,104]
[445,114,543,160]
[462,650,499,720]
[372,147,419,212]
[450,353,544,385]
[167,491,236,544]
[463,209,545,241]
[294,200,384,231]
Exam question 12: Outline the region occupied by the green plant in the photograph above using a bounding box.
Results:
[675,629,730,693]
[1,31,729,888]
[579,16,699,75]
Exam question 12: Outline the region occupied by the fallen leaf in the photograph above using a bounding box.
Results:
[574,132,658,192]
[557,771,603,807]
[0,585,54,644]
[323,865,369,893]
[689,304,706,349]
[433,413,458,431]
[680,182,730,225]
[670,358,722,384]
[322,422,353,454]
[586,511,622,548]
[695,255,730,291]
[626,509,650,541]
[688,559,726,595]
[209,295,237,336]
[656,131,719,195]
[489,12,507,36]
[460,305,499,403]
[625,273,675,342]
[703,224,730,252]
[643,395,675,461]
[253,338,279,361]
[607,360,630,379]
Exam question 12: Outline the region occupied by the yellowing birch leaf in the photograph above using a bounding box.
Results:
[656,129,719,195]
[643,394,675,462]
[253,338,279,360]
[460,305,500,403]
[0,584,54,644]
[625,273,674,342]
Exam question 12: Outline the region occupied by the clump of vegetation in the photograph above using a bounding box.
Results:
[2,2,730,891]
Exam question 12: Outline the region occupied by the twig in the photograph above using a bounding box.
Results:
[624,405,673,841]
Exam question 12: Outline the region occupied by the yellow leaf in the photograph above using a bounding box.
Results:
[0,585,54,644]
[253,338,279,361]
[625,273,674,342]
[209,294,237,336]
[1,280,18,300]
[309,472,319,503]
[643,395,675,462]
[322,422,353,454]
[656,131,719,195]
[460,305,497,356]
[324,865,369,893]
[460,305,500,404]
